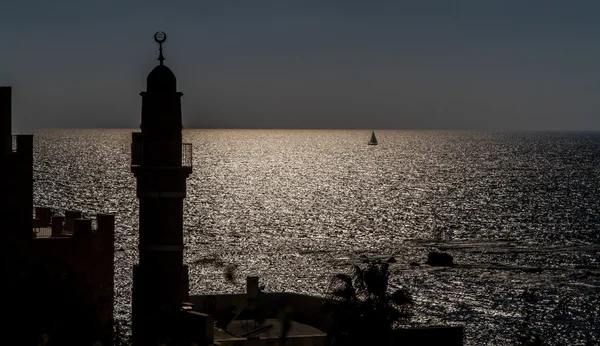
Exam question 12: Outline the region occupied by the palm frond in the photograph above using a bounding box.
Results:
[329,274,356,301]
[330,286,357,301]
[326,260,414,346]
[351,265,366,293]
[331,273,353,288]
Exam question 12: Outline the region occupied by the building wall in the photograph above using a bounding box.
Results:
[189,292,330,331]
[0,87,115,345]
[0,86,11,152]
[0,135,34,244]
[0,87,33,245]
[31,215,115,334]
[190,292,464,346]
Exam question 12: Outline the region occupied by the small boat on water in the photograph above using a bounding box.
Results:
[368,131,378,145]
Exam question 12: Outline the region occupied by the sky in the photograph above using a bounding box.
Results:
[1,0,600,130]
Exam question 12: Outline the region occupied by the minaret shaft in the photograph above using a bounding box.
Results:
[130,32,192,346]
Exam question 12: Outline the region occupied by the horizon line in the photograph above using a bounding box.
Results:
[11,127,600,133]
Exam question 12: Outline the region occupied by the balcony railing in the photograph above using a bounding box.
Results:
[182,143,192,167]
[32,207,105,238]
[32,225,52,238]
[131,142,193,167]
[11,135,17,152]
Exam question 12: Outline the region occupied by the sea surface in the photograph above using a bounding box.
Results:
[31,129,600,345]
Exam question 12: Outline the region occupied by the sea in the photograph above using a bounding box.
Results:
[30,129,600,345]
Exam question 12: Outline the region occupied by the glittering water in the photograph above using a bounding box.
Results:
[32,129,600,345]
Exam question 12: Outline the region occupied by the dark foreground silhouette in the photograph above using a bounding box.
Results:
[323,260,413,346]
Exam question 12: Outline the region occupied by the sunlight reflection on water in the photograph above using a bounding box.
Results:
[32,129,600,345]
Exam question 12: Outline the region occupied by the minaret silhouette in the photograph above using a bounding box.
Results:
[130,32,193,346]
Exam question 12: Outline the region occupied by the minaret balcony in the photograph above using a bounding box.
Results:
[131,142,193,170]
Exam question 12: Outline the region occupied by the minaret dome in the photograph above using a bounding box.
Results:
[147,65,176,92]
[146,31,176,92]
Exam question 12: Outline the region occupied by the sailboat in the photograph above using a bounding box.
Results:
[368,131,378,145]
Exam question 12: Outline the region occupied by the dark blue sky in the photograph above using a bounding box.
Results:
[2,1,600,130]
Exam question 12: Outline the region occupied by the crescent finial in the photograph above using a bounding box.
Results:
[154,31,167,65]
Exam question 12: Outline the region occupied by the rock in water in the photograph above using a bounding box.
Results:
[426,251,454,266]
[523,267,543,273]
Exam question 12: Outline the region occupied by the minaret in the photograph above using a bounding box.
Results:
[131,31,193,345]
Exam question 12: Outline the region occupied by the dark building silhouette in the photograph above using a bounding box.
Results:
[0,86,115,345]
[130,32,194,345]
[0,86,33,246]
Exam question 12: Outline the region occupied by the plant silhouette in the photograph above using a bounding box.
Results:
[323,260,413,346]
